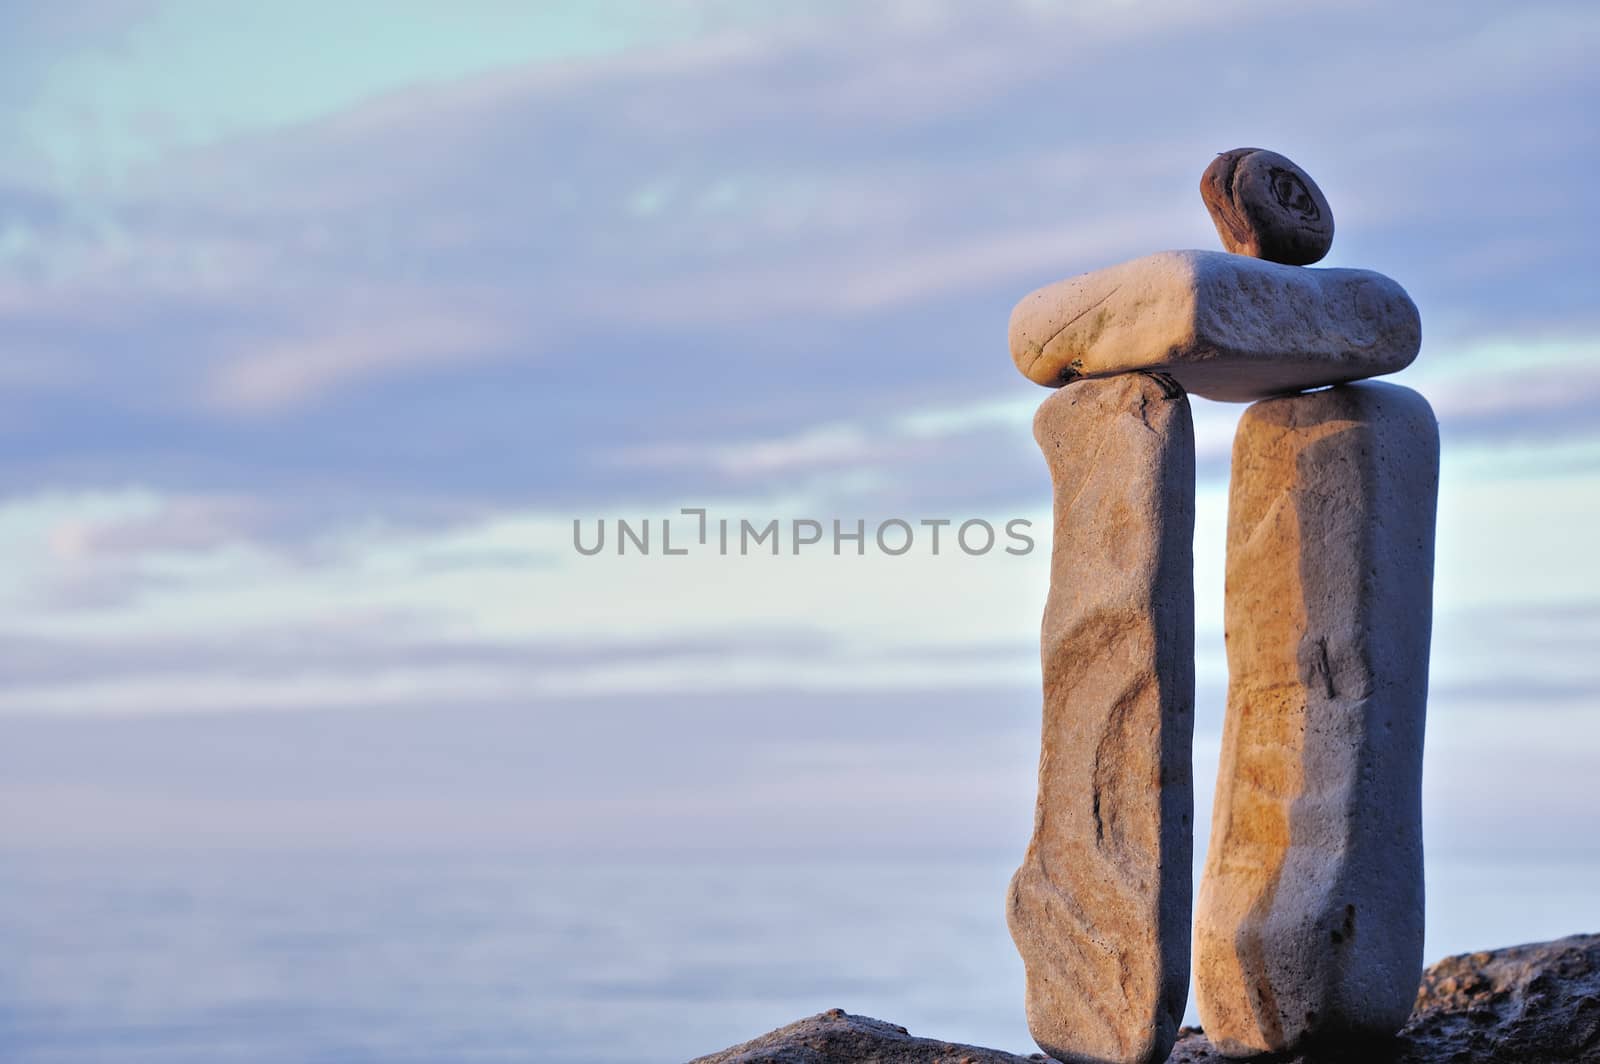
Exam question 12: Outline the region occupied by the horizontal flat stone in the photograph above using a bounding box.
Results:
[1009,250,1420,402]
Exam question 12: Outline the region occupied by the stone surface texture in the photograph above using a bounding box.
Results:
[1199,148,1334,265]
[1395,933,1600,1062]
[695,935,1600,1062]
[1007,250,1420,402]
[1006,374,1195,1064]
[1195,382,1439,1057]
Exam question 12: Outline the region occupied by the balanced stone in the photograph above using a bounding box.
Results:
[1008,250,1420,402]
[1194,381,1439,1057]
[1200,148,1334,265]
[1007,373,1195,1064]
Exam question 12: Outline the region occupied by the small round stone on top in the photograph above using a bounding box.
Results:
[1200,148,1334,266]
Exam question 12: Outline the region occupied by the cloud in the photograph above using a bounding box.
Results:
[0,0,1587,556]
[0,453,1592,720]
[206,309,513,413]
[607,423,878,478]
[4,0,1593,416]
[49,494,263,559]
[0,1,1594,820]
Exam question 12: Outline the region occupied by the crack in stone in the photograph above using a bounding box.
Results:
[1024,283,1122,375]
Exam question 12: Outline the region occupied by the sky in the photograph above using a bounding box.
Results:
[0,0,1598,908]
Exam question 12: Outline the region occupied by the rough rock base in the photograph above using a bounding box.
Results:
[694,935,1600,1063]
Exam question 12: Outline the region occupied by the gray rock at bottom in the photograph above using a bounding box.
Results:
[687,1008,1044,1063]
[693,934,1600,1063]
[1195,381,1439,1057]
[1007,373,1195,1064]
[1175,933,1600,1062]
[1396,933,1600,1062]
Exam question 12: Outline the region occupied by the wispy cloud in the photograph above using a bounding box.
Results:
[206,309,513,413]
[4,0,1593,442]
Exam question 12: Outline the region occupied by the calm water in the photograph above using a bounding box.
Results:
[2,849,1594,1063]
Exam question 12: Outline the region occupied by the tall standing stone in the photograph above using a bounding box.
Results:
[1195,381,1439,1056]
[1007,373,1195,1064]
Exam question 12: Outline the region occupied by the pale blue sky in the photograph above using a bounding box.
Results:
[0,0,1595,913]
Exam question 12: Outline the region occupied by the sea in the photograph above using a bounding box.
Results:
[1,848,1594,1063]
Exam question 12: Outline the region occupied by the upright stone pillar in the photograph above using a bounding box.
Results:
[1007,372,1195,1064]
[1195,381,1439,1056]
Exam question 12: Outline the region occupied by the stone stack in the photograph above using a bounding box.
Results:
[1005,148,1437,1062]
